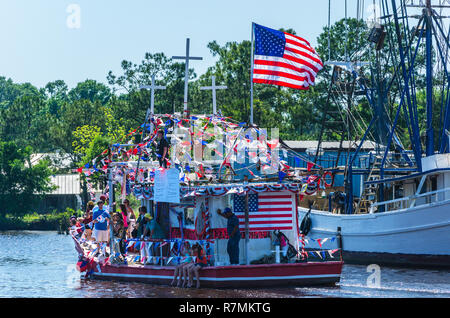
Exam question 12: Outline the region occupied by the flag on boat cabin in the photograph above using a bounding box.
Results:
[252,23,323,90]
[233,192,294,231]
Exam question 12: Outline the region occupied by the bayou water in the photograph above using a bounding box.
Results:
[0,231,449,298]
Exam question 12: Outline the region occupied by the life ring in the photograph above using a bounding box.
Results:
[323,171,334,188]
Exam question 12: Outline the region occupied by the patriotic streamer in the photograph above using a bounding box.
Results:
[75,114,327,191]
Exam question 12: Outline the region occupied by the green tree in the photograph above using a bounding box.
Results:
[0,141,54,217]
[0,94,53,152]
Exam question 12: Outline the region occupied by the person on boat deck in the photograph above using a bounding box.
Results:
[142,214,165,240]
[142,213,165,261]
[217,207,240,265]
[135,206,148,239]
[112,212,126,254]
[274,230,289,262]
[123,199,136,238]
[92,200,111,244]
[186,242,207,288]
[94,195,109,212]
[85,201,95,220]
[81,203,94,241]
[171,241,193,287]
[69,218,82,240]
[154,129,169,168]
[119,204,129,238]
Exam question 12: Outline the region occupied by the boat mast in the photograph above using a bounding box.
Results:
[108,159,115,256]
[425,0,434,156]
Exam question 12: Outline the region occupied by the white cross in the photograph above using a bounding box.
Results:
[200,76,227,115]
[172,38,203,117]
[140,74,166,131]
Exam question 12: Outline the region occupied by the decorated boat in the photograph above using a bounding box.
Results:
[73,181,343,288]
[69,19,349,287]
[73,120,344,287]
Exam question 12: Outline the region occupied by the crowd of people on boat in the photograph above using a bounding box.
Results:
[69,195,214,288]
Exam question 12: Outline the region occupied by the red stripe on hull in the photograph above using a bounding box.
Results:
[90,261,343,288]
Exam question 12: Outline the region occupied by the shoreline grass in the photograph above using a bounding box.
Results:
[0,208,81,232]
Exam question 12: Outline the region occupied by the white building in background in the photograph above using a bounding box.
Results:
[30,153,84,212]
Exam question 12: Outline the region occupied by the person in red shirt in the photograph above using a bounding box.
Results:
[187,242,207,288]
[82,207,94,241]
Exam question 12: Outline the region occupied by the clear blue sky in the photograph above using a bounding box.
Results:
[0,1,364,89]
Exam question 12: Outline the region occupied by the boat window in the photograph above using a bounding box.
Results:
[430,176,437,192]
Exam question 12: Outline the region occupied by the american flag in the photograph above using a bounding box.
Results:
[233,192,294,231]
[252,23,323,90]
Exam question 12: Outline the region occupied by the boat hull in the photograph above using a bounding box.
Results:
[298,200,450,268]
[88,261,343,288]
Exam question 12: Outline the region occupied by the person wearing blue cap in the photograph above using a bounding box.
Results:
[217,207,240,264]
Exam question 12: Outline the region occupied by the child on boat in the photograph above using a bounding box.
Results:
[81,206,94,241]
[112,212,125,254]
[69,218,82,240]
[170,241,193,287]
[186,242,207,288]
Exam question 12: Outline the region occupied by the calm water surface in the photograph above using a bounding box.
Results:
[1,231,449,298]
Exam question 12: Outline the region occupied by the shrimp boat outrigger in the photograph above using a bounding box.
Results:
[73,111,344,288]
[298,0,450,268]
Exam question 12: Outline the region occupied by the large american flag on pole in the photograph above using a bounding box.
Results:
[233,192,294,231]
[252,23,323,90]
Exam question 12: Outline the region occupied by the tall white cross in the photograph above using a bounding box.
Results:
[200,76,227,115]
[140,74,166,131]
[172,38,203,117]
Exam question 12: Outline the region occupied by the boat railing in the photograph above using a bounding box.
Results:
[369,187,450,213]
[117,238,215,267]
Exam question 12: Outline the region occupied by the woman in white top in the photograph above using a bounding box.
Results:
[123,199,136,237]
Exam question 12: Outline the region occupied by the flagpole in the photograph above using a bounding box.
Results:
[250,22,255,126]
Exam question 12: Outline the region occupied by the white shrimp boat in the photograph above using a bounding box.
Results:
[298,1,450,268]
[299,155,450,267]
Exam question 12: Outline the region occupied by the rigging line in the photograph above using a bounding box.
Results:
[362,0,365,21]
[430,14,450,148]
[405,10,421,136]
[357,0,360,20]
[337,76,379,148]
[328,0,331,61]
[401,0,420,134]
[332,72,374,141]
[345,0,348,61]
[382,0,415,146]
[344,95,377,142]
[330,87,362,148]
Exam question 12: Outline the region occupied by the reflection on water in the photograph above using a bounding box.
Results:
[0,231,449,298]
